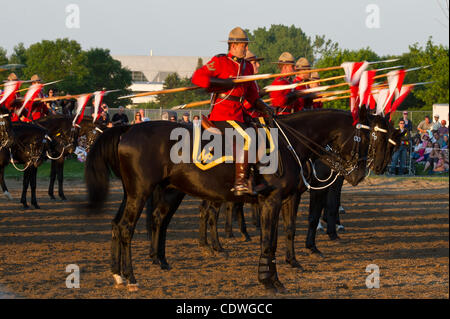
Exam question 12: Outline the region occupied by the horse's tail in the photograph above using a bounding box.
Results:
[85,125,131,210]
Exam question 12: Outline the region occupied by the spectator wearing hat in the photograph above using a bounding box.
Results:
[432,114,441,131]
[417,115,433,137]
[269,52,303,115]
[181,112,191,124]
[402,111,413,132]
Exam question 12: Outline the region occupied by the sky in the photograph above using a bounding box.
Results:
[1,0,448,57]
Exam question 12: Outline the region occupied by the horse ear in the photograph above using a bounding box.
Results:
[358,105,368,122]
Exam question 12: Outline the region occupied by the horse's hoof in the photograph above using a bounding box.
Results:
[60,195,67,201]
[21,202,29,209]
[242,234,252,242]
[214,248,228,258]
[4,191,13,201]
[264,280,287,294]
[112,274,126,289]
[160,262,171,271]
[339,206,346,214]
[127,283,139,292]
[286,259,304,270]
[32,204,40,209]
[337,225,345,232]
[329,234,340,241]
[49,194,56,200]
[308,248,324,259]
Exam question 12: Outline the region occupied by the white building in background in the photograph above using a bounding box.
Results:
[112,55,210,106]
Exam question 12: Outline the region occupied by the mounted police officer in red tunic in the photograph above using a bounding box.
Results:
[192,27,270,196]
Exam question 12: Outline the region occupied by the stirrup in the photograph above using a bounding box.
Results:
[232,184,256,196]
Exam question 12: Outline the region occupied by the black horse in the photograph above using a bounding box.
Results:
[34,115,104,200]
[0,121,58,208]
[85,108,372,292]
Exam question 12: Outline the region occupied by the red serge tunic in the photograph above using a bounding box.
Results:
[191,53,259,123]
[269,76,302,115]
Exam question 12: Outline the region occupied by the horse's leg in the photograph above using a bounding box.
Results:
[258,193,285,293]
[0,166,12,200]
[306,187,326,257]
[117,193,147,291]
[199,200,209,247]
[57,158,66,200]
[207,201,225,253]
[48,160,56,200]
[236,202,251,242]
[325,183,340,241]
[20,169,31,209]
[224,202,234,238]
[111,191,127,289]
[30,166,40,209]
[152,188,185,270]
[281,191,302,268]
[252,203,261,229]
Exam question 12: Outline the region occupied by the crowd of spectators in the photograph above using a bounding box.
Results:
[391,111,449,175]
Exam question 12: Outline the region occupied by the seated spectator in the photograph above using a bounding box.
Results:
[169,115,177,122]
[112,106,129,126]
[432,131,443,146]
[416,139,433,163]
[442,135,448,149]
[432,114,441,131]
[411,136,423,160]
[132,112,143,124]
[433,152,449,173]
[423,142,441,172]
[438,120,448,136]
[161,111,177,121]
[417,116,433,137]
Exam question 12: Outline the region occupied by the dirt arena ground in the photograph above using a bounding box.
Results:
[0,177,448,299]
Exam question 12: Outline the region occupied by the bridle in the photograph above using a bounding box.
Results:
[273,118,374,190]
[9,134,51,171]
[0,113,13,151]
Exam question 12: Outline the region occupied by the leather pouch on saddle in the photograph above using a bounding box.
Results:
[201,115,222,135]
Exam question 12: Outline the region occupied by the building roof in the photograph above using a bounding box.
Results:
[113,55,211,83]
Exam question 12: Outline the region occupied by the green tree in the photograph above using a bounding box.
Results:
[156,73,209,109]
[0,47,9,78]
[397,38,449,109]
[22,38,89,94]
[314,47,380,109]
[8,43,27,78]
[83,48,133,107]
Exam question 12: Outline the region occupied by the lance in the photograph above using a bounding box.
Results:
[119,59,400,100]
[13,80,63,94]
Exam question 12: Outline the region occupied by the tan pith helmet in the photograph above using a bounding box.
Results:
[295,57,311,70]
[245,50,264,62]
[272,52,296,65]
[30,74,42,82]
[7,73,18,81]
[225,27,251,43]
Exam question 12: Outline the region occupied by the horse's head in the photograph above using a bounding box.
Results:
[0,106,14,150]
[78,119,105,152]
[327,106,371,186]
